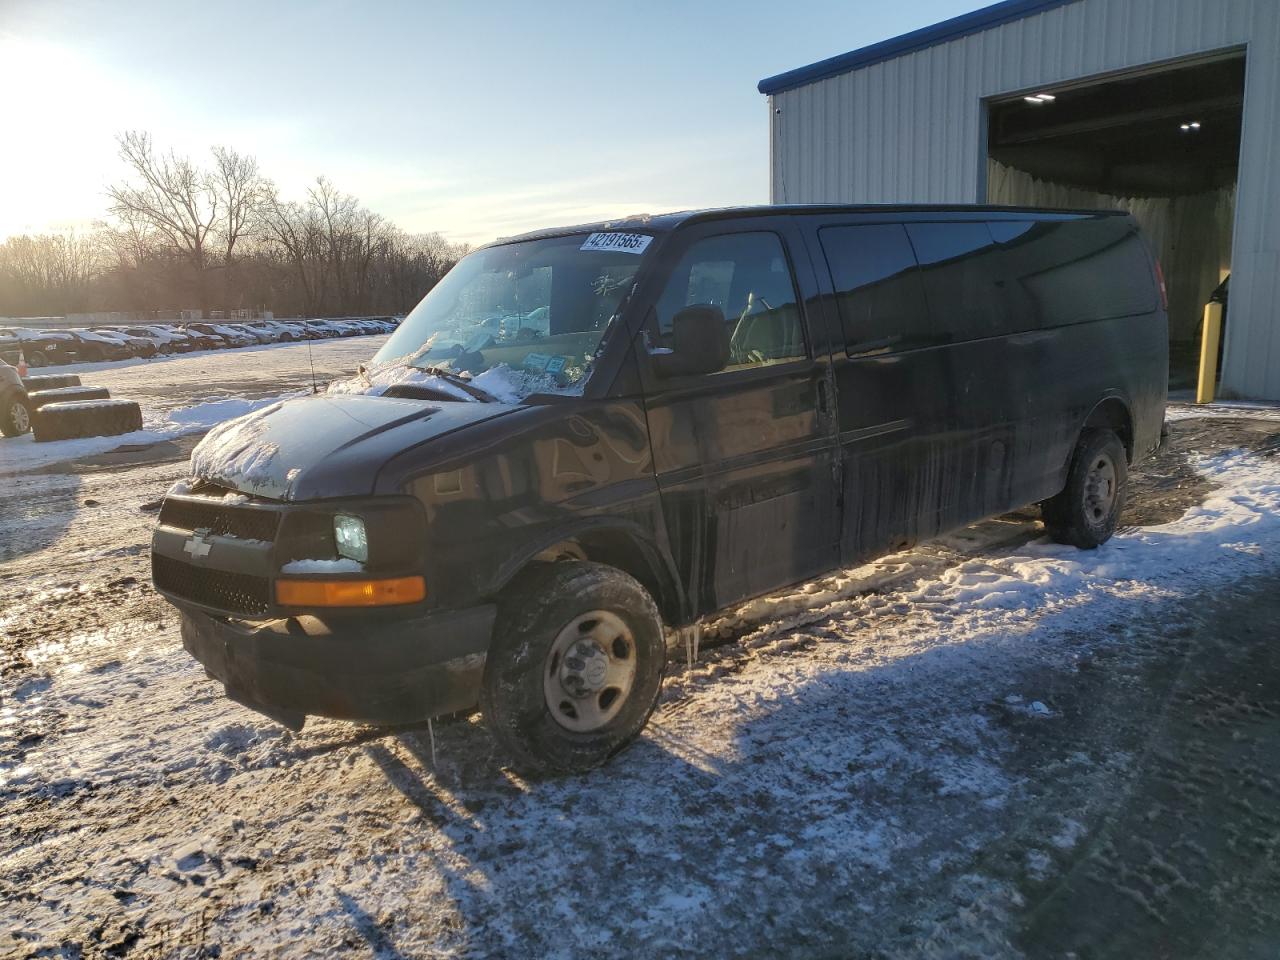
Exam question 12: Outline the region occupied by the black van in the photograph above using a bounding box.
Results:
[151,205,1167,774]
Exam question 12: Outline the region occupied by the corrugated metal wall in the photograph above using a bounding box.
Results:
[770,0,1280,400]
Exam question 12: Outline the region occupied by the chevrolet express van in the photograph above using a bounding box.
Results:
[152,205,1168,774]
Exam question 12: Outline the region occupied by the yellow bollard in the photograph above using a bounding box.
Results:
[1196,301,1224,404]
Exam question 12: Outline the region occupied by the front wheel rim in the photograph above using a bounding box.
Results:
[543,610,637,733]
[1083,454,1117,523]
[9,401,29,433]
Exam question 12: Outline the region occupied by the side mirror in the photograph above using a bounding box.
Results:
[651,305,730,378]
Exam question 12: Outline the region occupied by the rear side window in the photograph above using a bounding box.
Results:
[818,224,927,355]
[904,222,1006,343]
[990,218,1157,328]
[654,232,806,371]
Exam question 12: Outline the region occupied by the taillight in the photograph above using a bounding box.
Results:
[1153,257,1168,311]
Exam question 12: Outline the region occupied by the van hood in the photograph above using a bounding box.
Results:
[189,393,517,501]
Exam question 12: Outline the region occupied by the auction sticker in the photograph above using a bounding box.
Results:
[580,232,652,255]
[523,352,552,371]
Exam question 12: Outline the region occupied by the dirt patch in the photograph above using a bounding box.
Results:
[31,434,202,475]
[0,572,167,676]
[1126,417,1280,526]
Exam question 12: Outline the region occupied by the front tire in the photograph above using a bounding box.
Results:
[1041,428,1127,549]
[480,562,666,777]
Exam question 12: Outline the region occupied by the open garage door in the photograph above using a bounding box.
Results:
[986,52,1244,390]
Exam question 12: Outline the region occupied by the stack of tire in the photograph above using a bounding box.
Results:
[22,374,144,443]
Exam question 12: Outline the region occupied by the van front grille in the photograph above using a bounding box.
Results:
[152,554,271,616]
[159,497,281,542]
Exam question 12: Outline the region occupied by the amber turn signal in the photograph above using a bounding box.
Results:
[276,575,426,607]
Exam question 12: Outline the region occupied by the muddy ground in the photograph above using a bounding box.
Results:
[1,412,1278,958]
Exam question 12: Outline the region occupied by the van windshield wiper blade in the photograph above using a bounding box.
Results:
[420,365,498,402]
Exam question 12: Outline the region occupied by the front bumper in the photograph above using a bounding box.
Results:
[180,603,495,729]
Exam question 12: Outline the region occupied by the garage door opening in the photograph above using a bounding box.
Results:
[985,52,1244,389]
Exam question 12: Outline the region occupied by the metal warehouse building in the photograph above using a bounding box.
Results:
[760,0,1280,400]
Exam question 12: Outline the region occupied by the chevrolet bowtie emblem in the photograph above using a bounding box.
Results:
[184,528,213,560]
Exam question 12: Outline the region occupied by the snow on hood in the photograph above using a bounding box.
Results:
[189,401,288,496]
[326,357,584,404]
[188,392,516,500]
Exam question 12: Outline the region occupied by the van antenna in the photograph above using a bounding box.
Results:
[306,319,319,394]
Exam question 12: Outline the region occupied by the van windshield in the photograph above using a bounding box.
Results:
[369,232,653,401]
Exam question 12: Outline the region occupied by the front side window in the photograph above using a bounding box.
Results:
[651,232,805,372]
[371,232,650,399]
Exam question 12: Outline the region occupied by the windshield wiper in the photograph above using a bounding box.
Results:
[420,365,498,403]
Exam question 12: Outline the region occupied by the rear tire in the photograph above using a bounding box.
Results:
[25,351,48,368]
[1041,428,1127,549]
[480,562,666,777]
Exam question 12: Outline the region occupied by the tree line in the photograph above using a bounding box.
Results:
[0,131,469,319]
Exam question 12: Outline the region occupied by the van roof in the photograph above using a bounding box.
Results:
[489,204,1131,247]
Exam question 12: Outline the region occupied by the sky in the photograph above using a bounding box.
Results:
[0,0,978,246]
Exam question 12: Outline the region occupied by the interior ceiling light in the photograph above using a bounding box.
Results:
[1024,92,1057,104]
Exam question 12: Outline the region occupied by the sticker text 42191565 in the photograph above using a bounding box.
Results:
[580,233,653,255]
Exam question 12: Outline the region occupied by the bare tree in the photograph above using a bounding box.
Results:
[0,231,102,315]
[106,132,263,308]
[2,133,465,319]
[259,184,324,315]
[211,146,262,266]
[107,132,218,300]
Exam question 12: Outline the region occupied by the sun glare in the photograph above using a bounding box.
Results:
[0,35,125,239]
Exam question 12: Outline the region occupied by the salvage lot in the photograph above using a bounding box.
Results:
[1,336,389,473]
[2,346,1280,957]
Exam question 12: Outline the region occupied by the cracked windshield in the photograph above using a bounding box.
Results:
[371,232,651,399]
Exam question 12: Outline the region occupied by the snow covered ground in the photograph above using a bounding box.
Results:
[0,337,388,474]
[1,379,1279,956]
[1166,397,1280,422]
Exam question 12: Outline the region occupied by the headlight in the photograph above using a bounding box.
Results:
[333,514,368,563]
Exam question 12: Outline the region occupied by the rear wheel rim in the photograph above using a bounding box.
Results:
[543,610,637,733]
[1083,454,1117,524]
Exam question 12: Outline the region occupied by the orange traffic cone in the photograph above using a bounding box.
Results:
[17,350,28,378]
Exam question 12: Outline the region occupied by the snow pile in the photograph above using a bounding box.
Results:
[168,396,296,431]
[472,364,584,403]
[188,403,287,494]
[280,558,364,573]
[1167,399,1280,422]
[326,360,475,401]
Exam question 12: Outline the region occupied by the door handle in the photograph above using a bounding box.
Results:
[816,378,831,417]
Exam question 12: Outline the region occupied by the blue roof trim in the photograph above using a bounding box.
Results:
[758,0,1078,95]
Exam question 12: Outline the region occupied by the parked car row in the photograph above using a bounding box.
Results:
[0,316,400,368]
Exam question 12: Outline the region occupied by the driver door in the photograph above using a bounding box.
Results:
[638,221,840,616]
